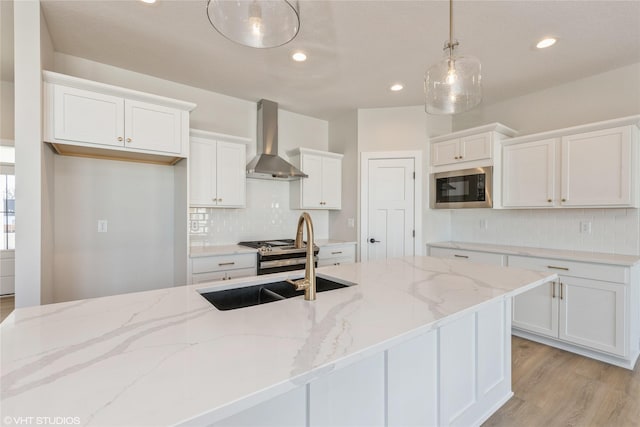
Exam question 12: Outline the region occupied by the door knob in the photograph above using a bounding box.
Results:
[369,238,380,243]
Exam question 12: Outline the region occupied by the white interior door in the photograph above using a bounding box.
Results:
[366,158,415,261]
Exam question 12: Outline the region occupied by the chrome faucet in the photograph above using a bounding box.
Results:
[287,212,316,301]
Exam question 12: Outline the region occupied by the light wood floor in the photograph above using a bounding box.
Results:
[0,296,637,425]
[485,336,640,427]
[0,295,15,323]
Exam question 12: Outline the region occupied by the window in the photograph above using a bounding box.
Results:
[1,145,15,251]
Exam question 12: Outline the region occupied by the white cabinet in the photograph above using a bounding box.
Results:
[501,118,639,208]
[429,123,517,172]
[510,255,627,358]
[44,71,195,164]
[428,246,506,266]
[561,126,634,207]
[190,252,257,284]
[317,242,356,267]
[290,148,343,210]
[502,138,557,207]
[432,132,492,166]
[189,130,248,208]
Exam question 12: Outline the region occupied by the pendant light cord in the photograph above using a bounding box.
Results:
[449,0,453,48]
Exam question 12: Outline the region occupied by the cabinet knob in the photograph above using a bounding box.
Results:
[459,155,463,159]
[117,137,123,142]
[218,198,222,202]
[126,138,132,143]
[561,198,567,202]
[454,156,459,159]
[547,199,552,203]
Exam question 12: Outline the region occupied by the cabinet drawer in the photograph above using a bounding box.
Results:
[191,267,256,284]
[192,253,257,274]
[429,247,505,266]
[318,244,356,262]
[508,255,628,284]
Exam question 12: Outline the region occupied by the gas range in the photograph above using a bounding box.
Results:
[238,239,319,275]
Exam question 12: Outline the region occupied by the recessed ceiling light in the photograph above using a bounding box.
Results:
[390,84,404,92]
[292,52,307,62]
[140,0,156,3]
[536,37,557,49]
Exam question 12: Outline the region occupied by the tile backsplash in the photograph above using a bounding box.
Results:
[189,179,328,246]
[451,208,640,255]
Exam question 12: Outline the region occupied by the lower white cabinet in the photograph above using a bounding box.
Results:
[190,253,257,284]
[510,255,629,360]
[211,297,512,427]
[317,243,356,267]
[428,246,506,266]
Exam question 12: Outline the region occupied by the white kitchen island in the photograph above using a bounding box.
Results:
[0,256,555,426]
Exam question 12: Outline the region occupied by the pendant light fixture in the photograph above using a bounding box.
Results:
[424,0,482,114]
[206,0,300,49]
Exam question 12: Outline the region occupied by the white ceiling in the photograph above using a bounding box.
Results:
[32,1,640,119]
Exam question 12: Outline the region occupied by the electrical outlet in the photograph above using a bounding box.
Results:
[479,219,488,230]
[190,220,200,232]
[97,220,108,233]
[580,221,592,234]
[347,218,355,228]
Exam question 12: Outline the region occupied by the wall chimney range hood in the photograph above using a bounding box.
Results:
[246,99,307,180]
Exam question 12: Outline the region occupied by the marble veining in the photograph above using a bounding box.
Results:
[0,256,554,426]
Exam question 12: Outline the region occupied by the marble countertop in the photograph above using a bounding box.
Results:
[428,241,640,266]
[0,256,554,426]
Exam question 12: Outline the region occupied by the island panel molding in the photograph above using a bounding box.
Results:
[0,256,554,426]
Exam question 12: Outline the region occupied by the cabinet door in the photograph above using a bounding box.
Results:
[321,156,341,209]
[429,247,505,266]
[561,126,633,206]
[512,281,559,338]
[216,142,246,208]
[189,139,216,206]
[502,139,557,207]
[431,139,460,166]
[559,277,626,356]
[300,153,323,208]
[460,132,492,162]
[124,99,182,154]
[53,85,124,147]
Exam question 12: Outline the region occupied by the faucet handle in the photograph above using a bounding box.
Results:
[286,278,309,291]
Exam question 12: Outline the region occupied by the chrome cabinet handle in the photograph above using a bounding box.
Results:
[454,254,469,258]
[547,265,569,271]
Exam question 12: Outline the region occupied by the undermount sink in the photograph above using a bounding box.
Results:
[199,277,353,311]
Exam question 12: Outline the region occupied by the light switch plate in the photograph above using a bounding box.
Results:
[98,220,108,233]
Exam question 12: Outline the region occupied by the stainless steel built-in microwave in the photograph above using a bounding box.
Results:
[431,167,493,209]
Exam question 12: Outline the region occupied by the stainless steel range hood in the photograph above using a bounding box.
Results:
[246,99,307,180]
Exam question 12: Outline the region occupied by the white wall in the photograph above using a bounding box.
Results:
[328,110,358,242]
[1,81,14,139]
[357,106,452,252]
[453,62,640,135]
[451,208,640,256]
[53,157,176,302]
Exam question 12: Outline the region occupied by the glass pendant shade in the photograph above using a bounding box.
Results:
[425,43,482,114]
[207,0,300,49]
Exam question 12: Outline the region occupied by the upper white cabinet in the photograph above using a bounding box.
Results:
[44,71,196,165]
[502,117,640,208]
[502,138,557,207]
[290,148,343,210]
[430,123,517,172]
[189,130,248,208]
